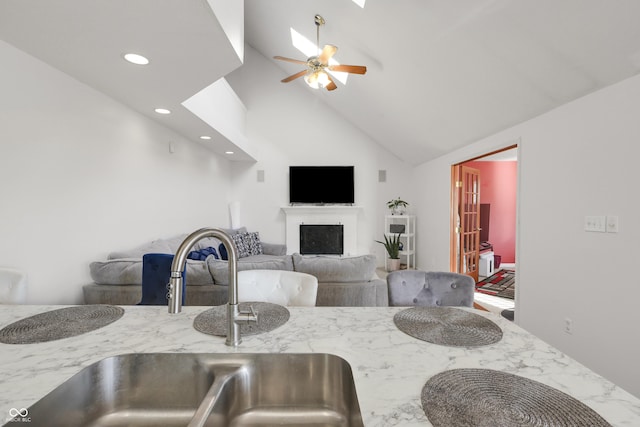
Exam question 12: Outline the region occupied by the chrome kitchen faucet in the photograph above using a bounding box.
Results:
[168,228,257,346]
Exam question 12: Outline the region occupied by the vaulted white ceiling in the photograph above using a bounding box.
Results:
[245,0,640,164]
[2,1,640,165]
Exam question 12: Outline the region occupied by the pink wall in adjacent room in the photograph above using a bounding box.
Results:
[466,160,517,263]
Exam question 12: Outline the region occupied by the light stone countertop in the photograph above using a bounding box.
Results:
[0,304,639,426]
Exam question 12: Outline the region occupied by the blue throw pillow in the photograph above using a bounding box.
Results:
[140,253,185,305]
[187,246,219,261]
[218,243,228,261]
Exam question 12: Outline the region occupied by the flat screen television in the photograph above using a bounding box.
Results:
[289,166,354,204]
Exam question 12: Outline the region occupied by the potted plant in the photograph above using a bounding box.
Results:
[387,197,409,215]
[376,233,402,271]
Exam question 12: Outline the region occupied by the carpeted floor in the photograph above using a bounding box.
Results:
[476,269,515,299]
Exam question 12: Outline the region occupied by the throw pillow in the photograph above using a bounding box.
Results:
[243,232,263,256]
[187,246,219,261]
[218,243,228,260]
[230,232,264,258]
[232,233,250,258]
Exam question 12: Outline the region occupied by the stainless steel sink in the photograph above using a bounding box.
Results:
[14,353,363,427]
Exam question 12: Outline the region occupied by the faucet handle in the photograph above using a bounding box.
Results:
[247,304,257,320]
[237,304,258,324]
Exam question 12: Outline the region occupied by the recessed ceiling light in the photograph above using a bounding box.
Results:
[123,53,150,65]
[154,108,171,115]
[225,151,234,155]
[199,136,212,140]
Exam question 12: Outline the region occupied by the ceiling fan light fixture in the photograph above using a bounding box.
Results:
[304,70,330,89]
[276,15,365,91]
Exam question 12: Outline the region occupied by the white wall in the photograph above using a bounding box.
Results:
[413,73,640,398]
[0,41,232,304]
[225,46,412,260]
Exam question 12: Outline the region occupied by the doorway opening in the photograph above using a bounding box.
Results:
[450,145,518,315]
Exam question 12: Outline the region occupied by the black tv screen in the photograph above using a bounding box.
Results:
[289,166,355,204]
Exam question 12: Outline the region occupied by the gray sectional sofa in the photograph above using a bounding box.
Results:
[83,229,388,307]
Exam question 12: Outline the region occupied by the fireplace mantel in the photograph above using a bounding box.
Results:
[281,205,363,256]
[281,205,363,215]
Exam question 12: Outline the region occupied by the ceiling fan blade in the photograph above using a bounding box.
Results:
[328,64,367,75]
[325,74,337,91]
[318,44,338,65]
[281,70,307,83]
[273,56,307,65]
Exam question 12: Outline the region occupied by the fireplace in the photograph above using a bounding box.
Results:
[300,224,344,255]
[282,206,361,256]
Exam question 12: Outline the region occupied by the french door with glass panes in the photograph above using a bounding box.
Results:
[452,165,481,282]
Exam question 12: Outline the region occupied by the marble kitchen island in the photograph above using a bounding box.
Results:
[0,305,639,426]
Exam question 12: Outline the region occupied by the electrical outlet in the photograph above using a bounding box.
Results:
[606,216,619,233]
[564,318,573,335]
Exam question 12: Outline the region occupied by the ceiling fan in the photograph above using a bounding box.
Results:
[274,15,367,91]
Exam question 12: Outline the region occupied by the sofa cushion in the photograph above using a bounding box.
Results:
[107,229,255,260]
[207,255,293,285]
[315,280,388,306]
[220,226,247,236]
[261,242,287,256]
[164,234,190,253]
[90,258,142,285]
[90,258,215,286]
[292,253,377,283]
[107,234,189,259]
[108,241,172,260]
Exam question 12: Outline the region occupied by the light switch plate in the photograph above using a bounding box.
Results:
[585,216,606,232]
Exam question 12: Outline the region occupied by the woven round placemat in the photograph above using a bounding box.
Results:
[193,302,290,337]
[0,305,125,344]
[422,369,611,427]
[393,307,503,347]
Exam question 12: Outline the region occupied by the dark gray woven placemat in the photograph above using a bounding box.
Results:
[422,369,611,427]
[393,307,503,347]
[0,305,125,344]
[193,302,289,337]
